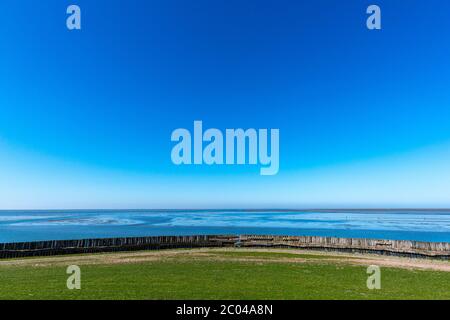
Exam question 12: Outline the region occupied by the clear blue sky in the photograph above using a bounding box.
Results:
[1,0,450,209]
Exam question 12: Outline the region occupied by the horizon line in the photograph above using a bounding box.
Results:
[1,208,450,211]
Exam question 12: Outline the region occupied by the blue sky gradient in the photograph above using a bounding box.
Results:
[1,0,450,208]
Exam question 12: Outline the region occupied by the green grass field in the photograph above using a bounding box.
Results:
[0,249,448,300]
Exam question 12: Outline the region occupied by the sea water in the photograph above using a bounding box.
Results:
[0,210,449,243]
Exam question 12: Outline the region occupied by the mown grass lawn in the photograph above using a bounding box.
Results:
[0,250,448,300]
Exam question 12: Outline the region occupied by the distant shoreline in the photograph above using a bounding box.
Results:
[0,208,450,214]
[2,208,450,212]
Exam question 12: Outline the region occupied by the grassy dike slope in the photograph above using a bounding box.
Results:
[0,248,448,300]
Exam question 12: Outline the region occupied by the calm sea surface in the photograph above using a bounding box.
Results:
[0,210,449,243]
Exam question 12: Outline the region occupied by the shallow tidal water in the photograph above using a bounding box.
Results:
[0,210,449,243]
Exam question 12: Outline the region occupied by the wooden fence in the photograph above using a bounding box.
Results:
[0,235,224,259]
[0,235,448,259]
[235,235,450,259]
